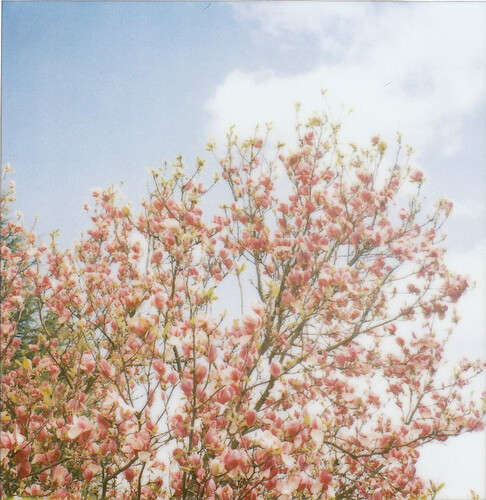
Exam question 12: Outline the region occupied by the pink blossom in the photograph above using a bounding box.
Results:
[327,223,342,240]
[194,364,208,384]
[124,467,136,482]
[180,380,193,396]
[410,169,424,182]
[153,359,166,376]
[51,465,71,486]
[82,463,100,482]
[66,416,93,442]
[0,432,12,452]
[205,478,216,495]
[25,485,43,496]
[80,353,96,373]
[16,460,31,479]
[319,469,332,490]
[270,361,282,378]
[208,344,218,363]
[217,386,235,404]
[161,218,180,231]
[100,439,117,455]
[151,249,164,265]
[99,359,115,378]
[245,409,257,426]
[276,474,301,495]
[241,311,262,335]
[126,431,150,453]
[153,291,168,309]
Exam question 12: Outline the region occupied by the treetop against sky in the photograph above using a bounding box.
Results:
[1,2,485,498]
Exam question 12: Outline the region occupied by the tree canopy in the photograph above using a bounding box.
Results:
[1,111,484,500]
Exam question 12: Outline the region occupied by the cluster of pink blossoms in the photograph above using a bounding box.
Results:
[1,115,484,499]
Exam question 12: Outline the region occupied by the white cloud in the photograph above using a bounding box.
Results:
[206,3,485,158]
[418,431,486,500]
[445,241,486,360]
[450,200,486,220]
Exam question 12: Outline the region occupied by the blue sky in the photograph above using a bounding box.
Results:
[2,3,485,498]
[3,2,247,240]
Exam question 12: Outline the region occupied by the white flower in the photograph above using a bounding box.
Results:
[276,474,301,495]
[253,430,282,453]
[310,429,324,448]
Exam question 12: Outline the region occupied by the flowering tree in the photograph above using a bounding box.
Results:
[1,112,484,500]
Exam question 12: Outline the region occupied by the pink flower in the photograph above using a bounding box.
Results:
[16,460,31,479]
[270,361,282,378]
[82,463,100,482]
[83,469,94,482]
[208,344,218,363]
[153,359,166,376]
[80,353,96,374]
[127,335,142,352]
[126,431,150,453]
[319,469,332,490]
[25,484,43,496]
[276,474,301,495]
[67,416,93,442]
[153,291,168,309]
[245,409,257,426]
[209,458,225,476]
[304,132,314,146]
[124,467,136,482]
[205,428,221,450]
[327,223,342,240]
[217,386,235,404]
[241,311,262,335]
[0,431,12,451]
[100,439,117,455]
[12,442,30,463]
[285,420,302,436]
[161,218,180,231]
[223,450,241,471]
[99,359,115,378]
[53,488,69,499]
[151,249,164,265]
[180,380,193,396]
[205,478,216,495]
[52,465,70,486]
[217,484,234,500]
[251,301,265,316]
[410,169,424,182]
[356,169,372,184]
[194,364,207,384]
[350,231,361,245]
